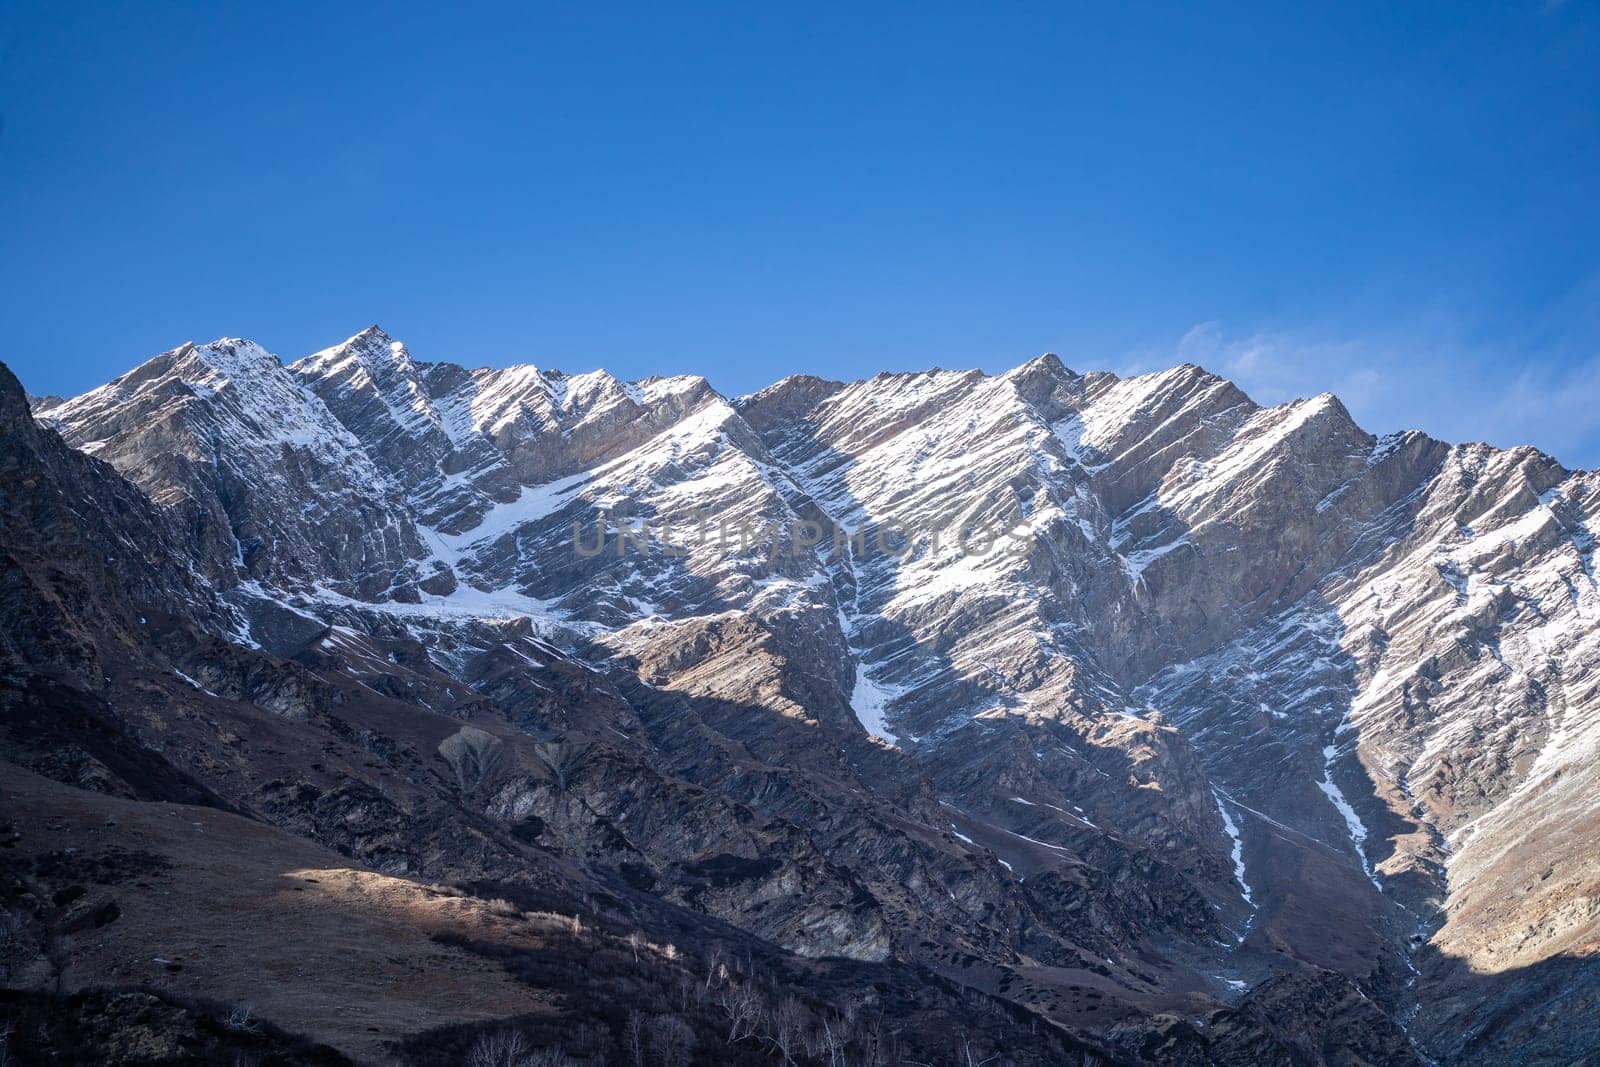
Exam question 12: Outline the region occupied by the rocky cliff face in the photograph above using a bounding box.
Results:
[8,328,1599,1064]
[35,339,447,600]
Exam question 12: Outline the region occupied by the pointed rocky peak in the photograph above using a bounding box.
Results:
[1148,362,1249,405]
[180,338,286,387]
[349,324,420,374]
[1005,351,1077,382]
[1172,360,1216,379]
[1072,361,1254,457]
[469,365,724,441]
[736,373,847,430]
[1299,390,1350,419]
[549,368,641,412]
[737,365,1002,481]
[52,337,282,412]
[843,366,989,415]
[286,326,457,461]
[1270,390,1368,442]
[466,362,558,428]
[1365,428,1430,468]
[637,372,717,405]
[1003,352,1087,418]
[64,341,195,403]
[1080,367,1121,392]
[740,372,844,402]
[605,373,725,431]
[864,364,984,388]
[25,392,64,415]
[292,324,418,385]
[44,339,271,430]
[1179,392,1377,486]
[0,360,36,433]
[46,333,378,466]
[745,364,984,431]
[1100,361,1236,397]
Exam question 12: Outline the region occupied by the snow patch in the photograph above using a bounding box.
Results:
[850,663,902,744]
[1213,788,1255,909]
[1318,743,1383,890]
[428,470,594,562]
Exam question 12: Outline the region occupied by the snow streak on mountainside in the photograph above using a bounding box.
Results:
[26,327,1600,1064]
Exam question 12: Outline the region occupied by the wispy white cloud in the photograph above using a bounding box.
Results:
[1107,316,1600,470]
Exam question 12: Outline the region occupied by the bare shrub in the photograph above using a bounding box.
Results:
[486,898,523,919]
[768,995,810,1064]
[623,1009,646,1067]
[702,945,728,993]
[522,911,583,937]
[809,1009,858,1066]
[465,1029,534,1067]
[461,1028,578,1067]
[716,981,763,1044]
[672,973,700,1013]
[645,1014,695,1067]
[42,931,72,996]
[958,1033,1001,1066]
[0,911,29,983]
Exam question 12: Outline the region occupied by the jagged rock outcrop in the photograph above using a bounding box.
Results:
[35,339,448,600]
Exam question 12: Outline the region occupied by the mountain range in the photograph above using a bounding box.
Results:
[2,326,1596,1065]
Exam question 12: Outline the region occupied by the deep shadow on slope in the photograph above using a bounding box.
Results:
[1408,946,1600,1065]
[0,987,352,1066]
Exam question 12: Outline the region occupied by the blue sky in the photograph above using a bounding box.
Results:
[3,2,1598,464]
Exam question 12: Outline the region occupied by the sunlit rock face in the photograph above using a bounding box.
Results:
[17,327,1600,1063]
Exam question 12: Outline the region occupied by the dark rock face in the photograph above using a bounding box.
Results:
[8,331,1599,1064]
[0,363,230,685]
